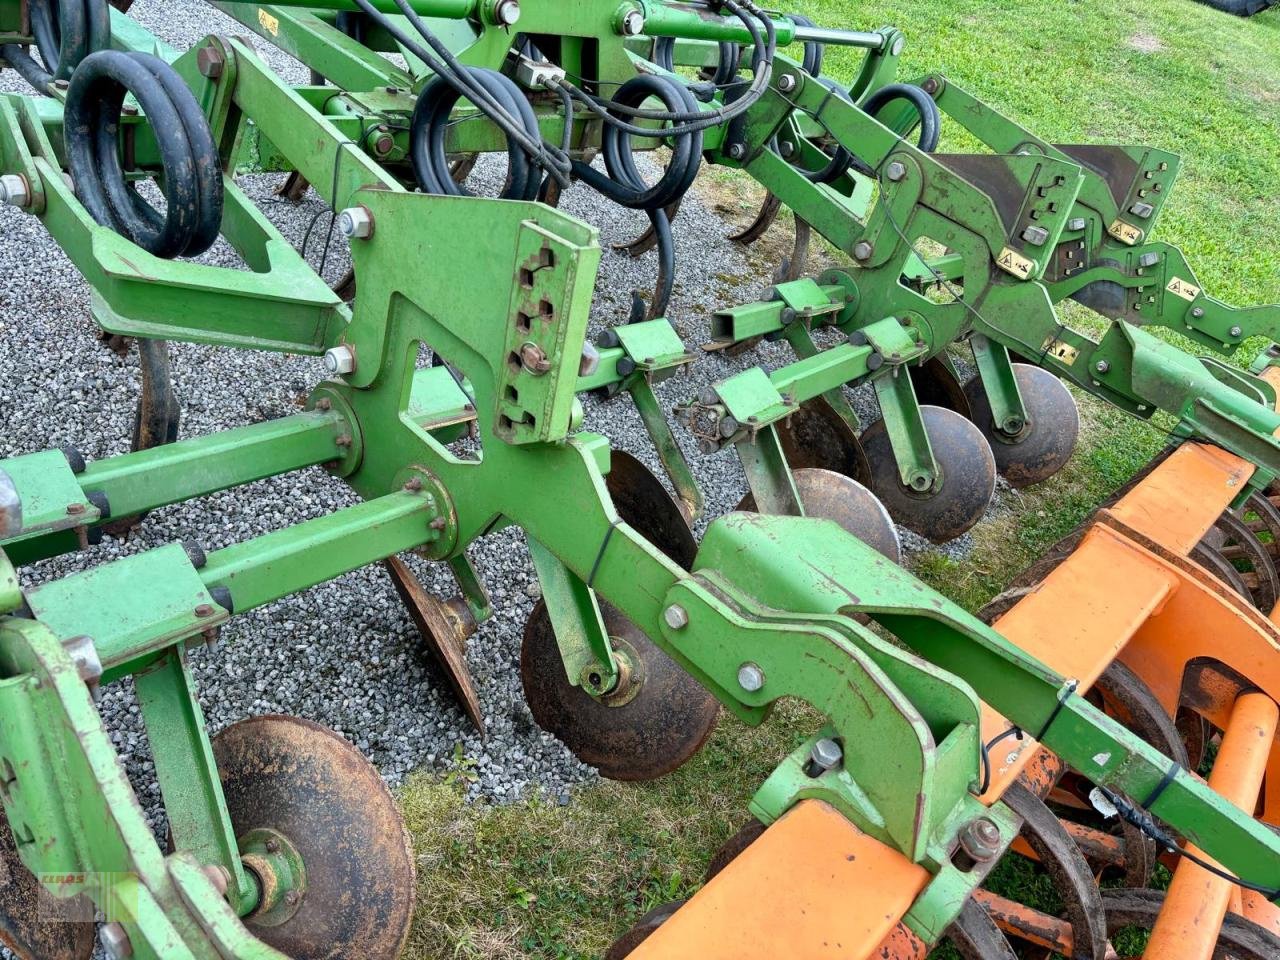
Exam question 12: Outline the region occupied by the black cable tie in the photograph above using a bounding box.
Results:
[1140,760,1183,811]
[1034,678,1079,742]
[586,518,623,589]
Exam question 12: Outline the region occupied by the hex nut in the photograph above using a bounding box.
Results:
[958,818,1002,862]
[323,345,357,376]
[778,74,797,93]
[1067,217,1087,231]
[1021,225,1050,246]
[337,206,374,240]
[727,143,746,160]
[737,662,765,692]
[663,604,689,630]
[1095,360,1110,374]
[853,241,874,261]
[885,161,907,182]
[0,173,31,209]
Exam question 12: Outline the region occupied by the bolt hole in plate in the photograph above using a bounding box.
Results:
[212,715,415,960]
[0,815,94,960]
[737,467,902,565]
[963,364,1080,489]
[860,405,997,544]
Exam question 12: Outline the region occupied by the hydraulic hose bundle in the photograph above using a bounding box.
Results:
[0,0,109,90]
[64,50,223,258]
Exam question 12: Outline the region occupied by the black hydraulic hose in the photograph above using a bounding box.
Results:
[572,75,703,318]
[862,82,943,153]
[410,67,544,201]
[2,0,109,91]
[65,50,223,258]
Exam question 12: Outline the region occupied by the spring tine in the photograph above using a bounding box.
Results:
[1004,782,1110,960]
[275,171,311,203]
[947,897,1020,960]
[773,217,812,284]
[727,192,783,245]
[613,200,681,256]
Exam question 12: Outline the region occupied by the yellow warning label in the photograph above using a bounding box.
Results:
[1108,220,1143,246]
[996,246,1036,280]
[258,8,280,35]
[1166,276,1202,302]
[1041,336,1080,365]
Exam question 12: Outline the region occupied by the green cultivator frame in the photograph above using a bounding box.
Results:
[1,1,1280,958]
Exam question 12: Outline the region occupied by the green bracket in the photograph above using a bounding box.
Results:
[527,538,618,695]
[970,335,1028,436]
[873,368,939,492]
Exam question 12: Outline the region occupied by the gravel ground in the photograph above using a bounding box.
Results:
[0,2,1002,951]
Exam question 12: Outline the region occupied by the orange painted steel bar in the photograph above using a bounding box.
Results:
[627,800,930,960]
[1144,692,1279,960]
[972,889,1077,956]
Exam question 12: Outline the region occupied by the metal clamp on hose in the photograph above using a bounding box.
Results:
[64,50,223,259]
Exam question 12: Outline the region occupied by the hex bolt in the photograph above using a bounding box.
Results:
[958,818,1002,862]
[493,0,521,25]
[777,74,797,93]
[853,241,874,261]
[66,502,86,516]
[1138,252,1161,268]
[737,662,765,692]
[1230,325,1243,338]
[779,140,797,159]
[620,9,645,35]
[1067,217,1087,231]
[1021,225,1050,246]
[1191,306,1205,319]
[323,345,357,376]
[337,206,374,240]
[1095,360,1110,374]
[882,161,908,183]
[0,173,32,209]
[197,45,225,79]
[807,738,843,776]
[727,143,746,161]
[663,604,689,630]
[100,922,134,959]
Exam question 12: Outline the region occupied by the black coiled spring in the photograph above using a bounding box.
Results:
[1,0,110,90]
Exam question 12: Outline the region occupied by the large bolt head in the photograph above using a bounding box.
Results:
[727,143,746,161]
[0,173,31,209]
[100,923,134,959]
[853,241,874,261]
[1067,217,1087,231]
[663,604,689,630]
[885,161,907,182]
[808,737,843,773]
[777,74,797,93]
[494,0,521,25]
[621,9,646,35]
[737,662,765,692]
[1021,225,1050,246]
[197,45,225,79]
[323,345,356,376]
[958,818,1002,862]
[337,206,374,240]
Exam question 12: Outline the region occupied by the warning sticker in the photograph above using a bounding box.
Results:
[1108,220,1143,246]
[1166,277,1202,302]
[258,8,280,35]
[996,246,1036,280]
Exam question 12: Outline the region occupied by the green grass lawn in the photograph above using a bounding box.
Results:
[398,3,1280,957]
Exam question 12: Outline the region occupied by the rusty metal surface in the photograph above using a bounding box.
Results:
[1204,511,1279,613]
[1003,782,1108,960]
[606,449,698,569]
[614,201,682,256]
[910,357,971,418]
[212,715,416,960]
[963,364,1079,488]
[777,395,871,484]
[727,192,781,245]
[521,599,719,781]
[604,900,688,960]
[0,817,94,960]
[383,556,485,734]
[738,467,902,563]
[703,819,766,883]
[861,405,996,543]
[946,897,1019,960]
[1101,888,1280,960]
